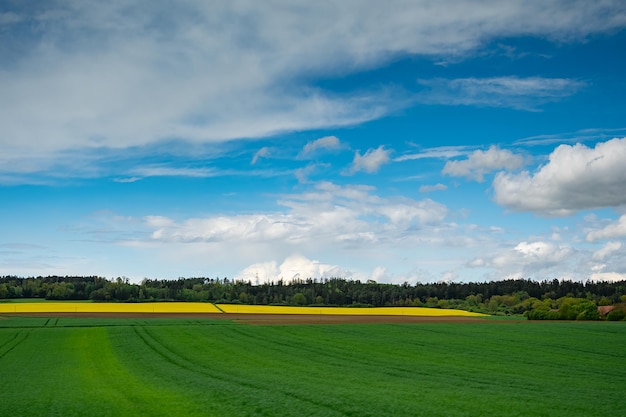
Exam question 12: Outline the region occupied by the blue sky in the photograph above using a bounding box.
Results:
[2,1,626,284]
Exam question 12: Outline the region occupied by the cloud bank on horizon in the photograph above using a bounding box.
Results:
[1,1,626,283]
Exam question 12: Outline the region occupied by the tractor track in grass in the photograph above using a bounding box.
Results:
[0,330,30,359]
[132,325,354,417]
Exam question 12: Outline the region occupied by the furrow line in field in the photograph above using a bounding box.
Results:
[0,332,20,350]
[226,325,420,383]
[536,341,626,359]
[138,326,277,392]
[137,326,353,417]
[0,330,30,359]
[132,326,196,371]
[133,325,247,387]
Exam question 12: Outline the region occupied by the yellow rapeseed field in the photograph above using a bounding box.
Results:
[0,302,222,314]
[0,301,486,317]
[217,304,487,317]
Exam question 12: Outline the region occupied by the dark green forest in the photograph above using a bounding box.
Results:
[1,275,625,320]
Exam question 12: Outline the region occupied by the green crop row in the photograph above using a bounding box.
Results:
[1,317,625,416]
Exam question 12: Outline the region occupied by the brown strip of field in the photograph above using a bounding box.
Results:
[2,312,491,324]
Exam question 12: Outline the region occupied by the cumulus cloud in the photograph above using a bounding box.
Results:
[236,256,427,284]
[586,214,626,241]
[347,146,391,174]
[512,241,572,261]
[298,136,342,159]
[236,257,442,285]
[589,272,626,282]
[443,145,525,182]
[417,76,585,110]
[143,182,448,247]
[592,241,622,261]
[489,240,574,278]
[494,138,626,215]
[237,254,345,283]
[126,182,455,282]
[2,1,625,176]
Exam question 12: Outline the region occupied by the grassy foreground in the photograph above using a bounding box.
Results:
[1,317,625,417]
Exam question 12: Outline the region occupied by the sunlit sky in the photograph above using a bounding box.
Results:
[2,1,626,284]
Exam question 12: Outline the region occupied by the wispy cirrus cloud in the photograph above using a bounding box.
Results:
[251,147,271,165]
[130,166,218,178]
[298,136,343,159]
[346,146,391,174]
[419,183,448,193]
[416,76,585,110]
[395,146,471,162]
[113,177,142,183]
[514,127,626,147]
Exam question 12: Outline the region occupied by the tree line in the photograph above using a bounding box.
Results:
[1,275,625,320]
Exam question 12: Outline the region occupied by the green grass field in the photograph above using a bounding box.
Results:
[1,317,625,416]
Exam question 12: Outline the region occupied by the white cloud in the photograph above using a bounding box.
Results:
[439,270,459,283]
[347,146,391,174]
[131,166,217,178]
[2,2,625,176]
[294,163,334,184]
[108,181,458,282]
[586,215,626,242]
[395,146,470,162]
[237,257,444,285]
[419,183,448,193]
[251,147,271,164]
[113,177,142,183]
[583,237,626,281]
[493,138,626,215]
[237,260,279,283]
[298,136,342,159]
[237,256,427,284]
[417,76,585,110]
[138,182,448,255]
[592,241,622,260]
[589,272,626,282]
[513,241,571,260]
[467,258,486,267]
[514,127,626,147]
[443,145,525,182]
[237,255,345,283]
[489,240,574,278]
